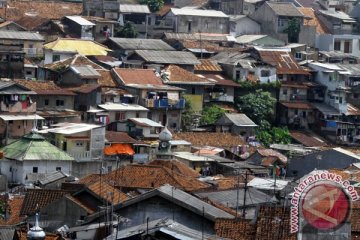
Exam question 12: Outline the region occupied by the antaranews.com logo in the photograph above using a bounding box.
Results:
[290,171,359,233]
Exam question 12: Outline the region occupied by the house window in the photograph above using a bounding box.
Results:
[56,167,61,171]
[339,97,343,104]
[283,89,288,95]
[261,70,270,77]
[295,52,302,60]
[136,112,140,118]
[294,109,299,115]
[192,87,196,94]
[354,93,359,99]
[107,166,112,172]
[334,40,341,51]
[116,112,126,120]
[302,111,307,118]
[56,99,64,106]
[187,21,192,32]
[26,71,32,75]
[52,54,60,62]
[277,18,287,27]
[76,142,83,147]
[33,167,38,173]
[235,71,240,80]
[344,40,352,53]
[44,99,49,105]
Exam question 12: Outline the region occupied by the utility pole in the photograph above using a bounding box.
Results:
[242,171,248,218]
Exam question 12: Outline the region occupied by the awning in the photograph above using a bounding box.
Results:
[104,143,135,156]
[0,114,44,121]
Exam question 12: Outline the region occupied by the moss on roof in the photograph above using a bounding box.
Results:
[1,132,74,161]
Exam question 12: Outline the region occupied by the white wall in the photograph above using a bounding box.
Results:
[316,34,360,58]
[1,159,72,184]
[230,17,260,37]
[44,50,75,64]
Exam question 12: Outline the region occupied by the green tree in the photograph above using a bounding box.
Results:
[115,22,138,38]
[236,89,276,124]
[140,0,164,12]
[256,120,292,147]
[283,18,301,43]
[200,105,225,125]
[181,97,195,130]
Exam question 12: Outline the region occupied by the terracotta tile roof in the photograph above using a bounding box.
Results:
[258,51,309,75]
[87,181,128,205]
[97,70,117,87]
[194,59,223,72]
[78,174,101,186]
[106,131,136,143]
[352,201,360,232]
[180,40,228,52]
[44,54,105,71]
[290,130,328,147]
[0,195,25,225]
[299,7,330,34]
[149,159,201,178]
[173,132,245,149]
[280,101,314,109]
[15,15,50,31]
[20,189,69,216]
[2,1,83,21]
[112,68,163,85]
[156,4,173,16]
[14,80,76,96]
[215,218,256,239]
[163,65,213,84]
[103,164,209,192]
[64,84,100,94]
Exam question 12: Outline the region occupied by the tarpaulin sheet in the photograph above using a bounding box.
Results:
[104,143,135,155]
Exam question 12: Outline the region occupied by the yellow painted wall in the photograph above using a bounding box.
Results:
[183,94,203,112]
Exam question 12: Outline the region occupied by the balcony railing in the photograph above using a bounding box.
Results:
[23,48,43,57]
[69,151,91,161]
[145,99,185,109]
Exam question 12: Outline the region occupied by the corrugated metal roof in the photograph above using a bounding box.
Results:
[0,30,44,41]
[248,178,289,191]
[109,37,174,51]
[312,102,341,115]
[43,123,101,135]
[221,113,257,127]
[1,132,74,161]
[133,50,200,65]
[119,4,150,13]
[157,185,234,220]
[44,38,110,55]
[39,170,68,185]
[70,65,101,78]
[194,59,222,72]
[196,188,272,208]
[164,32,235,42]
[0,114,44,121]
[98,103,148,111]
[319,9,355,21]
[129,118,163,127]
[65,16,95,26]
[266,2,304,17]
[170,8,228,18]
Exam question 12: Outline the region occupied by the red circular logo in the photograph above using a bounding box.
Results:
[301,183,350,230]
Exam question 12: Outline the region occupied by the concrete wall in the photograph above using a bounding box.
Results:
[107,110,147,123]
[167,12,229,34]
[299,25,316,47]
[230,17,261,37]
[35,95,75,110]
[0,159,72,184]
[316,34,360,58]
[40,196,89,231]
[44,50,74,64]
